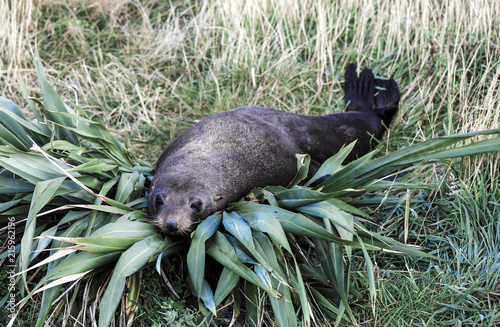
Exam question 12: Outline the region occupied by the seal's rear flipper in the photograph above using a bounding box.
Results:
[374,76,400,126]
[344,63,375,112]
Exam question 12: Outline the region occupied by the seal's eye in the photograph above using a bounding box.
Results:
[152,190,168,213]
[190,200,203,213]
[154,196,164,210]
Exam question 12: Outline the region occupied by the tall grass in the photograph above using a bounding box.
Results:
[1,0,499,326]
[3,0,499,138]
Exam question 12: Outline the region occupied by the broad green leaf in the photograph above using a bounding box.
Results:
[223,212,273,271]
[252,233,290,288]
[237,203,380,250]
[253,234,296,327]
[316,213,353,324]
[74,175,103,190]
[314,236,356,325]
[114,210,147,223]
[0,152,65,185]
[31,226,58,262]
[225,234,259,264]
[99,234,164,327]
[261,188,279,206]
[57,210,90,226]
[274,188,332,209]
[50,219,90,255]
[321,128,500,193]
[0,101,50,139]
[52,122,132,166]
[90,221,158,238]
[0,97,35,148]
[0,123,29,150]
[356,226,445,260]
[34,53,80,145]
[1,204,31,216]
[148,236,178,263]
[115,172,139,203]
[326,198,371,219]
[213,267,240,307]
[287,154,310,187]
[18,74,51,136]
[254,265,272,290]
[206,231,274,294]
[298,201,356,240]
[44,251,120,282]
[35,283,63,327]
[0,177,33,193]
[51,104,133,165]
[187,212,222,295]
[200,279,216,315]
[293,259,311,326]
[41,140,83,152]
[69,159,117,173]
[223,212,254,249]
[305,141,357,186]
[423,137,500,160]
[309,288,349,323]
[239,211,292,253]
[42,235,149,253]
[317,151,376,192]
[0,199,21,213]
[267,282,296,327]
[20,177,66,291]
[357,235,376,315]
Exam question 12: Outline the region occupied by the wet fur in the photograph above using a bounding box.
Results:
[149,64,400,235]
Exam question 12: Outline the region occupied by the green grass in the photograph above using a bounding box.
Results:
[350,172,500,326]
[1,0,499,326]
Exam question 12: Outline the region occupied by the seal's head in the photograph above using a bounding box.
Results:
[148,176,224,236]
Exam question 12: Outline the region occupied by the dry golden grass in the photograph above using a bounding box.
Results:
[2,1,498,121]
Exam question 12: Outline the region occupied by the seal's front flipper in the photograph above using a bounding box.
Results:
[374,76,400,126]
[344,63,375,112]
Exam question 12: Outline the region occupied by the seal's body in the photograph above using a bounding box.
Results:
[149,64,400,235]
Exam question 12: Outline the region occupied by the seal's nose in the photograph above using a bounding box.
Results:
[165,219,179,233]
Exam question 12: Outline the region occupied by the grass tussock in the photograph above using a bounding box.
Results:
[1,0,499,326]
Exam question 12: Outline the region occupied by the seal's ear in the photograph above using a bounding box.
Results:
[213,195,224,202]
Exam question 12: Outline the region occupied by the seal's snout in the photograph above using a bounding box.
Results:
[148,186,204,235]
[165,219,179,233]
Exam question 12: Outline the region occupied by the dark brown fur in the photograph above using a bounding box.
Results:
[148,64,399,235]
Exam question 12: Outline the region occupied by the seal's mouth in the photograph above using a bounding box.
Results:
[150,215,197,237]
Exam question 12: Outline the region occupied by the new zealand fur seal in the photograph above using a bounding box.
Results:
[148,64,400,235]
